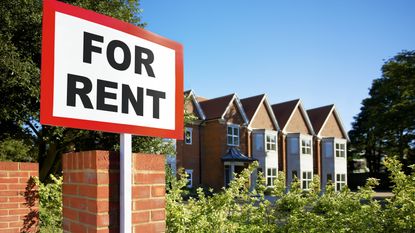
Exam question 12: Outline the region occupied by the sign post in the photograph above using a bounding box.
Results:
[120,134,132,232]
[41,0,183,231]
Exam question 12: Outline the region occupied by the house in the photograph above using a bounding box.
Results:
[272,99,315,190]
[198,93,254,190]
[307,105,349,191]
[175,90,205,187]
[240,94,280,187]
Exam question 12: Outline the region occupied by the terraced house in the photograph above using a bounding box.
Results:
[174,90,348,192]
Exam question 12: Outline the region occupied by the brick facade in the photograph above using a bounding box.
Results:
[62,151,165,233]
[0,162,39,232]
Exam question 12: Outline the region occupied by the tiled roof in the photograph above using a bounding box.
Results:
[271,99,300,130]
[240,94,265,121]
[307,105,334,135]
[199,94,235,120]
[221,147,256,162]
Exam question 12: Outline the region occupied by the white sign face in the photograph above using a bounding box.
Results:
[41,0,184,139]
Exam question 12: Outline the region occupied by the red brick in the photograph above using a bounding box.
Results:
[70,172,84,183]
[0,202,19,209]
[76,153,84,169]
[18,162,38,171]
[63,208,78,221]
[7,184,26,190]
[87,200,110,213]
[0,210,7,215]
[83,151,92,169]
[0,172,7,177]
[63,184,78,196]
[132,211,149,223]
[9,221,24,227]
[134,199,165,211]
[78,185,96,198]
[7,172,29,177]
[70,222,88,233]
[132,186,150,198]
[134,222,165,233]
[70,197,88,210]
[0,215,19,222]
[0,223,8,228]
[0,162,18,171]
[134,154,165,171]
[134,174,165,185]
[95,151,110,169]
[9,209,29,215]
[151,209,165,221]
[7,197,25,203]
[0,229,20,233]
[0,178,19,184]
[151,186,165,197]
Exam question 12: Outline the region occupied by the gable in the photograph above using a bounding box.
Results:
[320,112,345,139]
[250,102,276,130]
[185,99,201,119]
[285,107,311,134]
[224,101,244,124]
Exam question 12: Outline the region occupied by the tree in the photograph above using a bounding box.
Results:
[349,51,415,173]
[0,0,175,181]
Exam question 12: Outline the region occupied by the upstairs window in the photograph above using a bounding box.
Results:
[335,143,346,157]
[266,135,277,151]
[227,125,239,146]
[301,139,312,155]
[336,173,346,191]
[266,168,277,187]
[302,171,312,190]
[185,127,192,145]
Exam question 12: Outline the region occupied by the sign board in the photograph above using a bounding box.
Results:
[41,0,183,139]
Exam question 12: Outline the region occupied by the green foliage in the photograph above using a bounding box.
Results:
[35,175,63,233]
[167,158,415,232]
[349,50,415,173]
[0,138,36,162]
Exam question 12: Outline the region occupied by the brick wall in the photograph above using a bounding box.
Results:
[0,162,39,233]
[62,151,165,233]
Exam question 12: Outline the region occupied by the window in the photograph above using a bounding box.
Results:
[266,168,277,186]
[227,125,239,146]
[185,169,193,188]
[335,143,346,157]
[254,134,264,152]
[292,170,298,179]
[302,171,312,190]
[184,128,192,145]
[301,139,311,155]
[336,173,346,191]
[324,141,333,158]
[266,135,277,151]
[288,137,299,155]
[327,173,332,182]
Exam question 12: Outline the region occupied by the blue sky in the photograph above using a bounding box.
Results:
[141,1,415,131]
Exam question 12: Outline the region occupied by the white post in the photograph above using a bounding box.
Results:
[120,133,132,233]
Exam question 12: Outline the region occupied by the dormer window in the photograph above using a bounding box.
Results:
[301,139,311,155]
[227,125,239,146]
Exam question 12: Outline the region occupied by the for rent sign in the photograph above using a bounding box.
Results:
[40,0,183,139]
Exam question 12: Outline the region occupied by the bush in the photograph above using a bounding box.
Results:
[166,157,415,232]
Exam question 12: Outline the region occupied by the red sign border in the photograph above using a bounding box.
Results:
[40,0,184,139]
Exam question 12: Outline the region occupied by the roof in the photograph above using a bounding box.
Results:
[221,147,256,162]
[271,99,300,130]
[240,94,265,121]
[241,94,280,130]
[307,105,334,135]
[199,94,235,120]
[199,94,249,123]
[184,89,206,120]
[307,105,350,141]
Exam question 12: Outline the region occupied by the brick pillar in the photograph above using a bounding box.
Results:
[62,151,166,233]
[0,162,39,232]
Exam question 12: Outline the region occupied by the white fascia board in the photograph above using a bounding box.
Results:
[187,89,206,120]
[332,107,350,142]
[221,94,249,125]
[298,100,316,136]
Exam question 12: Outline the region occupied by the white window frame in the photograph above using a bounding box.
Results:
[185,169,193,188]
[227,124,240,146]
[301,139,312,155]
[184,127,192,145]
[301,171,312,190]
[335,143,346,158]
[266,168,277,187]
[266,134,277,151]
[336,173,346,191]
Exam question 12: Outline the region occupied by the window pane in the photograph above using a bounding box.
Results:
[227,127,232,134]
[227,136,233,145]
[267,178,271,186]
[267,168,271,176]
[340,144,345,150]
[341,174,345,181]
[337,174,340,181]
[302,181,307,189]
[337,183,341,191]
[234,137,239,145]
[272,168,277,176]
[233,127,238,135]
